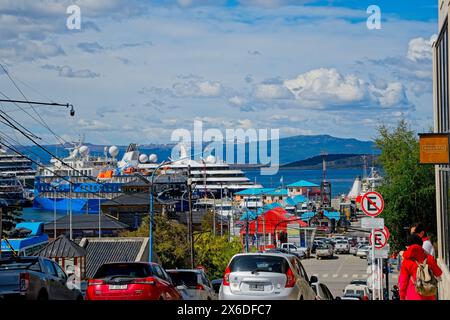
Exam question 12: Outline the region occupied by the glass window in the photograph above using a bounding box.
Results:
[94,263,151,279]
[229,255,289,274]
[53,262,67,280]
[43,259,58,277]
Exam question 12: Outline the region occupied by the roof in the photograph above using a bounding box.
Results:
[240,207,308,234]
[15,222,45,236]
[235,188,268,195]
[284,195,307,206]
[35,235,87,258]
[79,237,150,278]
[101,193,149,206]
[1,234,49,252]
[287,180,319,188]
[43,214,129,231]
[300,210,341,222]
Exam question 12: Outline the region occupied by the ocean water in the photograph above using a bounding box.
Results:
[242,168,362,197]
[21,168,361,222]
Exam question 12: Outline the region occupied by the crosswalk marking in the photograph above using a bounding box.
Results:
[343,274,348,278]
[322,274,329,278]
[352,274,359,278]
[332,274,338,278]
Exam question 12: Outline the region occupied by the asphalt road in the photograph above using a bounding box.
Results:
[301,253,399,299]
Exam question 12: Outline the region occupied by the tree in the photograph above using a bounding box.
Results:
[375,120,436,252]
[122,215,190,269]
[1,204,24,237]
[194,233,242,279]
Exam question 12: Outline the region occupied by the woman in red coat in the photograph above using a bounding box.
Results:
[398,234,442,300]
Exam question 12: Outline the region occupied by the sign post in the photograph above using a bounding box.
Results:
[360,191,385,300]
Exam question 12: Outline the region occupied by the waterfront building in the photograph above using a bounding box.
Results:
[434,0,450,299]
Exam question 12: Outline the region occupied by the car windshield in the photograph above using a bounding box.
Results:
[94,263,151,279]
[337,241,347,244]
[167,271,198,287]
[317,244,329,249]
[229,255,289,274]
[0,258,40,271]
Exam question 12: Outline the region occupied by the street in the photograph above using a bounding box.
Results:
[302,253,399,298]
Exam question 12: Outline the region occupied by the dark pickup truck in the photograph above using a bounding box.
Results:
[0,256,83,300]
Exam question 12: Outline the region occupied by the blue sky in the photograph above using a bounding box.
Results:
[0,0,438,145]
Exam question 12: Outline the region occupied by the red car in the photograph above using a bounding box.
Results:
[85,262,182,300]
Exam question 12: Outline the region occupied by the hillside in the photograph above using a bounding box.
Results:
[283,154,380,169]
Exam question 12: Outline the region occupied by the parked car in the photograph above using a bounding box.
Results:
[312,240,325,254]
[356,245,370,259]
[315,243,334,260]
[334,240,350,254]
[211,279,222,294]
[265,248,306,259]
[340,293,364,300]
[166,269,216,300]
[310,281,334,300]
[219,253,316,300]
[0,256,83,300]
[85,262,182,300]
[280,243,309,258]
[343,284,371,300]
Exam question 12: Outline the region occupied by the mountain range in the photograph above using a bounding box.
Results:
[14,134,378,166]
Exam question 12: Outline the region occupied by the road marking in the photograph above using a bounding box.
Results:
[332,274,338,278]
[343,274,348,278]
[322,274,329,278]
[361,274,368,278]
[352,274,359,278]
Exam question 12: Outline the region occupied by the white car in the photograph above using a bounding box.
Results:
[311,281,334,300]
[356,245,370,259]
[343,284,371,300]
[219,253,316,300]
[167,269,217,300]
[334,240,350,254]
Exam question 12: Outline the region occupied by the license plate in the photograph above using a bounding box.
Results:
[109,285,127,290]
[249,284,264,291]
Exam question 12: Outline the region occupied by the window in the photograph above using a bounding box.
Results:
[43,259,58,277]
[53,262,67,280]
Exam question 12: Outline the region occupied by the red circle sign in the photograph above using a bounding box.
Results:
[369,228,388,249]
[361,191,384,217]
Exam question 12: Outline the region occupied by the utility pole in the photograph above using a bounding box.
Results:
[188,165,195,269]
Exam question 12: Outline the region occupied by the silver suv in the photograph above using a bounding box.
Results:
[219,253,316,300]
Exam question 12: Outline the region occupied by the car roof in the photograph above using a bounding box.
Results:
[231,252,293,259]
[166,269,203,274]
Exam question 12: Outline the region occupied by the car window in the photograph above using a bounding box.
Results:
[94,263,151,279]
[152,265,166,281]
[43,259,58,277]
[229,255,289,274]
[167,271,198,287]
[160,268,173,283]
[201,273,211,288]
[295,258,308,280]
[53,262,67,280]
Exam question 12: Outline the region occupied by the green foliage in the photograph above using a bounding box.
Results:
[194,233,243,280]
[122,215,190,269]
[1,206,24,237]
[375,120,436,252]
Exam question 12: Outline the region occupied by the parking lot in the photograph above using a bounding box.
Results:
[301,253,399,298]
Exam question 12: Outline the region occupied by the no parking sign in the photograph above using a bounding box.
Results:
[361,191,384,217]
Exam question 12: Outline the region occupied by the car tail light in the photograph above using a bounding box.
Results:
[285,267,296,288]
[19,273,30,292]
[88,279,105,286]
[222,266,231,286]
[196,284,205,290]
[132,277,156,285]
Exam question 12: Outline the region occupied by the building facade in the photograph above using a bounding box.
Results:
[434,0,450,300]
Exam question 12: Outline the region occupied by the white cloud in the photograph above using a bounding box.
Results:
[172,80,223,97]
[284,68,407,109]
[406,35,437,62]
[41,64,100,78]
[254,83,294,100]
[0,39,64,62]
[78,119,112,130]
[229,96,247,106]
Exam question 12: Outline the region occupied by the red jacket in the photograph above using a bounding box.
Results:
[398,244,442,300]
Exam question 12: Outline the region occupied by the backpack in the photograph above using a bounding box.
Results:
[414,258,438,297]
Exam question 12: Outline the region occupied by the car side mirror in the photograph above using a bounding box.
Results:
[309,276,318,284]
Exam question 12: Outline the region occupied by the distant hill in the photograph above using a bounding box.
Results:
[14,134,378,165]
[283,154,380,169]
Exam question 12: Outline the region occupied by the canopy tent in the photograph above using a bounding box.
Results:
[240,207,308,235]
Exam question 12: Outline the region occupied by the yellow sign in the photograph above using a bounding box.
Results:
[419,134,450,164]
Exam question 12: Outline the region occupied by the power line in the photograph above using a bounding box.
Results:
[0,63,68,146]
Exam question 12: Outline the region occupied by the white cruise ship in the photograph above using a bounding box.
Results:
[125,144,263,195]
[0,147,36,189]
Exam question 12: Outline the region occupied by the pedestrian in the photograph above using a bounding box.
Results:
[398,234,442,300]
[411,223,435,257]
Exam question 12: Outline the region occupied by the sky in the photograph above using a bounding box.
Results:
[0,0,438,146]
